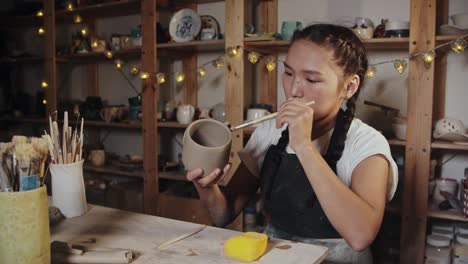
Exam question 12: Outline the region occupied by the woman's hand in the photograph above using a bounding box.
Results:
[186,164,232,189]
[276,99,314,151]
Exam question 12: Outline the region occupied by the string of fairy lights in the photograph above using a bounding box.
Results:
[35,2,468,105]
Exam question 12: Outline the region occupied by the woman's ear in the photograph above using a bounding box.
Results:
[343,74,360,99]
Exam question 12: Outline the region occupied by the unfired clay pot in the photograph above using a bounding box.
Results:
[182,119,232,176]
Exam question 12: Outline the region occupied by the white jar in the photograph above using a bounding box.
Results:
[453,234,468,264]
[425,235,451,264]
[457,224,468,235]
[433,229,455,241]
[433,223,454,233]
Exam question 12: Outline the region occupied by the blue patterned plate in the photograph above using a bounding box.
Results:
[169,8,201,42]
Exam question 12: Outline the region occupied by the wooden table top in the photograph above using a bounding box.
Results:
[50,205,328,263]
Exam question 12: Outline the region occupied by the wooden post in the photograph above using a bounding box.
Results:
[180,3,198,106]
[257,0,278,112]
[400,0,436,263]
[141,0,158,215]
[44,0,57,116]
[433,0,448,121]
[220,0,244,185]
[86,18,101,147]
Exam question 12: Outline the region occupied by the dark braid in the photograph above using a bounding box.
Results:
[291,24,368,172]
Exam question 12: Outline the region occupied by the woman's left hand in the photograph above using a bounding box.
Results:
[276,99,314,151]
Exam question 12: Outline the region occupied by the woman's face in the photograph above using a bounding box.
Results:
[282,39,349,121]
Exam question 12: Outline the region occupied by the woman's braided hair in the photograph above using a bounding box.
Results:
[291,24,369,172]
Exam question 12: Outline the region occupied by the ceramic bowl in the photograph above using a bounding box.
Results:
[452,13,468,27]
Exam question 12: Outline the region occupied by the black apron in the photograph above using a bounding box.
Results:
[260,110,349,239]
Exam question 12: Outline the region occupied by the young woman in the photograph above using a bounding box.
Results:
[186,24,398,263]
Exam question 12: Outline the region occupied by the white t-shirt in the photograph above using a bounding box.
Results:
[238,118,398,201]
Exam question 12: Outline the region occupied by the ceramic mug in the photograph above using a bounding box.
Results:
[100,106,121,123]
[88,150,105,167]
[281,21,303,40]
[182,119,232,176]
[177,104,195,124]
[433,178,458,204]
[247,108,271,122]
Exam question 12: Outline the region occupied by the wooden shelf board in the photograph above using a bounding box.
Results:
[1,117,192,130]
[0,14,42,28]
[56,0,141,21]
[84,164,143,178]
[436,35,467,43]
[387,139,406,146]
[83,165,187,181]
[428,210,468,222]
[57,48,141,63]
[0,57,43,65]
[158,121,188,128]
[157,39,225,52]
[431,140,468,151]
[159,171,188,181]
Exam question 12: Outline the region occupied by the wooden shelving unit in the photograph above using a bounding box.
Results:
[84,164,144,178]
[83,164,187,181]
[0,117,190,130]
[0,57,43,65]
[56,48,141,63]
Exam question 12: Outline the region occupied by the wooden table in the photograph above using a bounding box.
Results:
[50,205,328,263]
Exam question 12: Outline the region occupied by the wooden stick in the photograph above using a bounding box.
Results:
[158,225,207,249]
[63,111,68,163]
[79,118,84,162]
[53,121,62,164]
[71,130,77,163]
[230,100,316,131]
[49,116,54,145]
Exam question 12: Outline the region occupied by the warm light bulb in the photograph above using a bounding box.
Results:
[198,67,206,78]
[248,52,260,64]
[156,73,166,84]
[393,59,407,74]
[212,58,224,70]
[140,72,149,79]
[422,51,436,64]
[227,47,240,58]
[175,72,185,83]
[41,81,48,88]
[80,27,88,36]
[451,39,467,54]
[91,40,98,48]
[36,10,44,17]
[37,27,45,35]
[366,66,377,78]
[42,99,47,105]
[73,15,83,24]
[66,2,74,12]
[104,50,113,59]
[114,59,123,69]
[265,57,276,72]
[130,66,139,75]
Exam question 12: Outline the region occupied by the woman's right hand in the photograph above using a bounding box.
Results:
[186,163,232,189]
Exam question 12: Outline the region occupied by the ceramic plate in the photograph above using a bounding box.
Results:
[169,8,201,42]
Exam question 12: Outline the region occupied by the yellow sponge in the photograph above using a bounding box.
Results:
[224,232,268,262]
